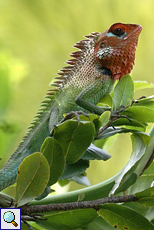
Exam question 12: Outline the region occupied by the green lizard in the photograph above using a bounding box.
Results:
[0,23,142,191]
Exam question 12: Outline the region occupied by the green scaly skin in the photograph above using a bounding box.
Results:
[0,22,142,191]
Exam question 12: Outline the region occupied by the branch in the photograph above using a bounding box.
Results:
[21,194,137,215]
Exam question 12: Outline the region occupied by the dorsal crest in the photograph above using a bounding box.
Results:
[48,32,100,92]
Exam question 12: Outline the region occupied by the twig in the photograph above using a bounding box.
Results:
[21,194,137,215]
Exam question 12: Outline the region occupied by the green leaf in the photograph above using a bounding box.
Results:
[71,175,90,186]
[112,75,134,110]
[123,105,154,123]
[97,127,150,143]
[127,162,154,194]
[149,208,154,223]
[134,101,154,108]
[58,179,70,187]
[123,202,151,221]
[82,143,111,161]
[36,209,97,230]
[100,111,110,127]
[21,223,29,230]
[143,161,154,175]
[53,120,95,164]
[21,222,39,230]
[72,113,99,122]
[97,127,129,139]
[60,159,89,180]
[128,174,154,195]
[35,186,54,200]
[98,93,112,107]
[72,113,101,133]
[134,95,154,104]
[41,137,65,186]
[123,125,154,196]
[98,204,154,230]
[113,118,147,131]
[110,133,148,195]
[136,187,154,207]
[84,216,118,230]
[15,152,50,207]
[134,81,154,91]
[77,192,85,202]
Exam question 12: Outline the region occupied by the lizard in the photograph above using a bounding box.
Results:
[0,22,142,191]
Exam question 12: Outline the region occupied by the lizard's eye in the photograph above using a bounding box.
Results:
[112,28,125,36]
[100,42,106,48]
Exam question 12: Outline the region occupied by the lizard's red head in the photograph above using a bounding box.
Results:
[94,23,142,80]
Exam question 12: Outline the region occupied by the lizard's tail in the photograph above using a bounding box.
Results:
[0,150,30,191]
[0,166,17,191]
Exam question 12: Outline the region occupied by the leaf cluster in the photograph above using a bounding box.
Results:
[2,75,154,229]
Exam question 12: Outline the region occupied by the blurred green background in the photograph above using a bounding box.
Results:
[1,0,154,194]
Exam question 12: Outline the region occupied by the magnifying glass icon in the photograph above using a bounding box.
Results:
[3,211,18,227]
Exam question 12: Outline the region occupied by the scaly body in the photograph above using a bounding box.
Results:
[0,23,142,191]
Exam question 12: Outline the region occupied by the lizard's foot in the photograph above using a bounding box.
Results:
[110,114,132,124]
[94,105,132,137]
[110,105,132,127]
[61,110,90,124]
[50,111,89,136]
